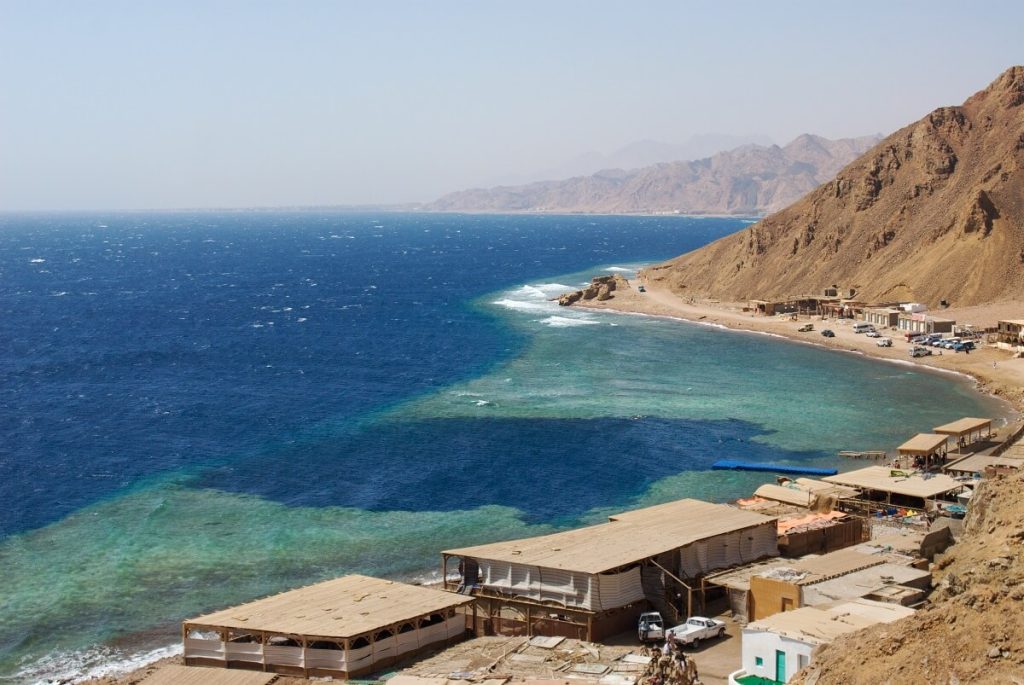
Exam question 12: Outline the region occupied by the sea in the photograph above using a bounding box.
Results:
[0,211,1005,682]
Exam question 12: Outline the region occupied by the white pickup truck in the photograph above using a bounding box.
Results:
[637,611,665,642]
[666,616,727,647]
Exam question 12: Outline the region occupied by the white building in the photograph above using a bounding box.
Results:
[729,599,914,684]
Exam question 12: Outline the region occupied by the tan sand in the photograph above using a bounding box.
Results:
[573,276,1024,423]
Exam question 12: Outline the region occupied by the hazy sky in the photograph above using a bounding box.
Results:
[2,1,1023,210]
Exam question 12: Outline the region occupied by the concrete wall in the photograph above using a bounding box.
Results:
[740,628,814,683]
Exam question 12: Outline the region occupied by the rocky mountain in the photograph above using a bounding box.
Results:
[427,134,880,215]
[645,66,1024,309]
[541,133,774,180]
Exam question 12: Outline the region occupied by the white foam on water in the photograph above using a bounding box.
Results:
[604,266,634,273]
[539,316,601,327]
[531,282,578,295]
[492,298,555,313]
[30,258,45,263]
[15,642,182,684]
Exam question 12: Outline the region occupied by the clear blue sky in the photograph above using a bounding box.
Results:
[2,1,1022,210]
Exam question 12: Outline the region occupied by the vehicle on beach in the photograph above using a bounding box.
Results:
[821,329,835,337]
[637,285,646,293]
[911,346,932,357]
[953,341,976,352]
[876,337,893,347]
[667,616,727,647]
[852,323,875,334]
[638,611,665,642]
[865,330,881,338]
[798,323,814,332]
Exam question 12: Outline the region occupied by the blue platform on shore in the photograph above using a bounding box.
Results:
[711,460,838,476]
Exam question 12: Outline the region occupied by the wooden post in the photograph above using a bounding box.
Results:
[302,636,309,679]
[441,554,448,590]
[526,604,532,637]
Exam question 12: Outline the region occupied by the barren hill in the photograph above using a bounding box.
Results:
[427,135,879,215]
[645,66,1024,308]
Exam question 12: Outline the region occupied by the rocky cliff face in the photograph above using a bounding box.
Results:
[427,135,880,215]
[644,67,1024,308]
[789,468,1024,684]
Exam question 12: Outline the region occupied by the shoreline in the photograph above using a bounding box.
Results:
[66,269,1022,684]
[572,277,1024,429]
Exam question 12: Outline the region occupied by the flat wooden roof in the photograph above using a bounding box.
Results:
[896,433,949,455]
[933,417,992,437]
[185,574,472,639]
[444,499,776,574]
[945,454,1023,473]
[823,466,963,499]
[142,665,275,685]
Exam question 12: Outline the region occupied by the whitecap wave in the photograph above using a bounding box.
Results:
[15,642,182,684]
[492,298,556,313]
[539,316,601,327]
[604,266,635,273]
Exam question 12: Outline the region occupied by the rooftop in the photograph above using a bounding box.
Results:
[824,466,964,499]
[185,574,473,639]
[932,417,992,436]
[897,433,950,455]
[945,454,1023,474]
[745,599,914,645]
[444,499,776,574]
[802,563,931,603]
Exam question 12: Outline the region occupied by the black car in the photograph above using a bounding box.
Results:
[821,329,835,337]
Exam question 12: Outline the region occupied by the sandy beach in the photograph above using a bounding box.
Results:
[572,275,1024,423]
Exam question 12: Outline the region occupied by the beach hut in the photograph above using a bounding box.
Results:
[823,465,964,513]
[182,575,473,678]
[896,433,950,469]
[441,499,778,640]
[933,417,993,454]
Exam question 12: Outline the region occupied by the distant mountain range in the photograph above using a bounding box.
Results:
[427,134,881,215]
[646,66,1024,308]
[539,133,775,180]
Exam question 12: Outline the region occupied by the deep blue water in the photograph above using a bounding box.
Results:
[0,211,1003,681]
[1,212,739,537]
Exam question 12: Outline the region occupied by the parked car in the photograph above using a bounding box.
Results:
[638,611,664,642]
[953,341,976,352]
[666,616,727,647]
[637,285,646,293]
[865,330,881,338]
[821,329,835,338]
[911,346,932,358]
[876,337,893,347]
[798,323,814,332]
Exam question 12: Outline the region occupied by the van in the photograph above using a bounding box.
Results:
[852,323,875,334]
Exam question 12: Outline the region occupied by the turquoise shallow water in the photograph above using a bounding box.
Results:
[0,214,1008,682]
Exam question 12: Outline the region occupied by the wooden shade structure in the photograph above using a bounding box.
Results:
[183,575,473,679]
[897,433,950,468]
[933,417,993,454]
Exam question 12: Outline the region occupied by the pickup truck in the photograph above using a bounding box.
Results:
[638,611,665,642]
[666,616,727,647]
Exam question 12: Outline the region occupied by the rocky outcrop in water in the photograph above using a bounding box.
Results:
[558,275,626,306]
